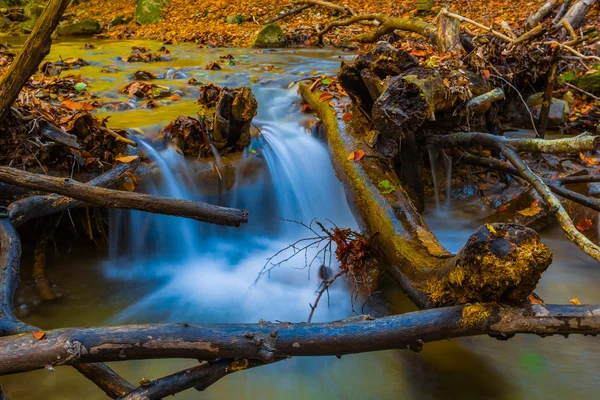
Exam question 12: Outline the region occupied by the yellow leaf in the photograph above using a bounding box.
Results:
[115,155,140,163]
[347,152,355,160]
[486,223,497,234]
[569,297,581,305]
[517,199,542,217]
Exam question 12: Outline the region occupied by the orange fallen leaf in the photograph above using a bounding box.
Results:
[410,49,427,57]
[328,101,335,107]
[169,94,182,101]
[318,92,333,102]
[61,99,93,111]
[301,104,311,112]
[482,69,491,79]
[115,155,140,163]
[32,331,46,340]
[569,297,581,305]
[498,205,508,212]
[342,111,353,121]
[576,218,593,232]
[354,149,365,161]
[529,293,544,304]
[347,152,355,161]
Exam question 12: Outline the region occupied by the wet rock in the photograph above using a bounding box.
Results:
[133,70,159,80]
[197,83,258,149]
[226,15,243,24]
[525,93,570,128]
[57,19,102,36]
[252,24,286,48]
[110,14,132,25]
[135,0,166,25]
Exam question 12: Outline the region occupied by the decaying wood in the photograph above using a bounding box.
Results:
[300,83,552,308]
[1,304,600,376]
[0,0,72,123]
[0,166,248,227]
[466,88,505,115]
[526,0,559,29]
[538,54,559,138]
[562,0,598,30]
[264,4,312,24]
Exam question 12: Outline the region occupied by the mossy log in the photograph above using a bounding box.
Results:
[299,82,552,308]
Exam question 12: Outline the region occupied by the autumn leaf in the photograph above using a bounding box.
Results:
[32,331,46,340]
[61,99,94,111]
[410,49,427,57]
[517,199,542,217]
[347,152,355,160]
[378,180,395,194]
[485,223,497,234]
[529,293,544,304]
[576,218,593,232]
[115,155,140,163]
[342,111,352,121]
[318,92,333,102]
[353,149,365,161]
[301,104,311,112]
[569,297,581,306]
[482,69,491,79]
[498,205,508,212]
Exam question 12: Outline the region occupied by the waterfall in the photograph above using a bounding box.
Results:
[105,87,357,324]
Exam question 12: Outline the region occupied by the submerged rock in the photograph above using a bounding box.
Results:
[226,15,243,24]
[525,93,570,128]
[57,19,102,36]
[135,0,166,25]
[110,14,133,26]
[252,24,286,48]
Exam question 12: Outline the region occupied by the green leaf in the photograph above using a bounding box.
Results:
[249,149,257,154]
[322,78,330,85]
[74,82,87,92]
[378,180,395,194]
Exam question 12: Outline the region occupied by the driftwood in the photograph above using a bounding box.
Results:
[0,0,72,123]
[526,0,559,29]
[0,166,248,227]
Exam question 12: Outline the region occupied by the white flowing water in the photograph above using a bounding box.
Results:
[105,86,357,324]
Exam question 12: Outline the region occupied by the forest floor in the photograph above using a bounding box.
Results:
[69,0,565,46]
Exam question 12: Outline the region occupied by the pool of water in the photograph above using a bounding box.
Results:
[0,38,599,400]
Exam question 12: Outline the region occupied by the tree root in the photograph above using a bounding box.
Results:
[425,132,600,263]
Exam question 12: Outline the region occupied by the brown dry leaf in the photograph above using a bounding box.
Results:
[61,99,94,111]
[576,218,593,232]
[32,331,46,340]
[342,111,353,121]
[353,149,365,161]
[529,293,544,304]
[569,297,581,305]
[115,155,140,163]
[318,92,333,102]
[517,199,542,217]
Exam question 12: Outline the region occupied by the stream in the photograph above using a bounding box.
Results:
[1,38,599,400]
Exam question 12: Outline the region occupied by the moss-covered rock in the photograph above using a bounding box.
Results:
[110,14,133,26]
[0,16,11,30]
[18,18,35,33]
[135,0,166,25]
[226,15,243,24]
[251,24,286,48]
[57,19,102,36]
[572,67,600,96]
[24,2,45,20]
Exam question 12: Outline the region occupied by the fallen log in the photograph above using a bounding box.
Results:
[0,166,248,227]
[7,162,134,227]
[526,0,559,29]
[562,0,598,30]
[0,304,599,375]
[300,82,551,308]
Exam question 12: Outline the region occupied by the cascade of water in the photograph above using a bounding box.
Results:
[445,154,453,208]
[106,88,356,324]
[428,149,441,210]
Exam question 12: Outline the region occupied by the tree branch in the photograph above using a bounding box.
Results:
[0,305,599,376]
[0,166,248,227]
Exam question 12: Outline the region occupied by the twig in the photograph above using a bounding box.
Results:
[544,40,600,62]
[440,9,514,42]
[564,82,600,100]
[265,4,313,24]
[98,126,138,147]
[491,74,540,137]
[308,270,345,322]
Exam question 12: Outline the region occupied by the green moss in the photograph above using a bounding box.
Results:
[135,0,167,25]
[57,19,102,36]
[572,66,600,95]
[252,24,286,48]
